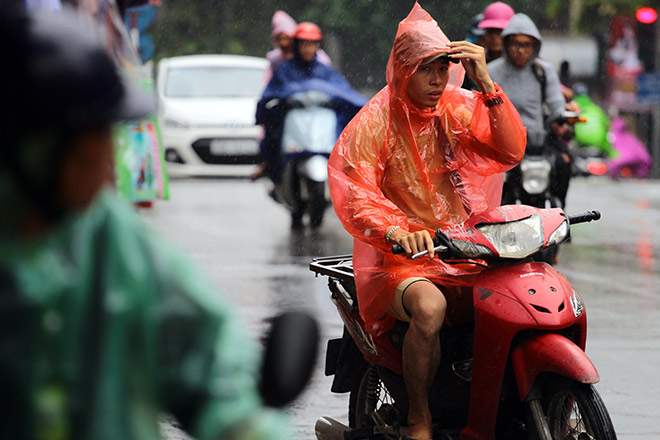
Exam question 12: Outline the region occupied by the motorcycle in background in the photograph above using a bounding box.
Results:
[256,77,365,229]
[268,91,337,228]
[311,205,616,440]
[501,112,583,264]
[571,114,652,179]
[572,145,610,178]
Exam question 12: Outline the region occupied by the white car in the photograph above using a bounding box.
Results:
[156,54,268,177]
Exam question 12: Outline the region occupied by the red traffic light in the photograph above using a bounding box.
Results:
[636,7,658,24]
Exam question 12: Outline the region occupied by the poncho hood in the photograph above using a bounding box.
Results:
[386,2,465,116]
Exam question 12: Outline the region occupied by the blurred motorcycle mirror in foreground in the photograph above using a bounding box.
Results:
[260,311,320,407]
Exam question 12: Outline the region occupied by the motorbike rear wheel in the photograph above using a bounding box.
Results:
[349,366,401,431]
[543,378,617,440]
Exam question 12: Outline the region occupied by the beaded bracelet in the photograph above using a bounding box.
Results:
[385,226,400,243]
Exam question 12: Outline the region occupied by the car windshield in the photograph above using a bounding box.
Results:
[165,66,265,98]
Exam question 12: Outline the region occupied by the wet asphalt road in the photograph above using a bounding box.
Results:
[142,176,660,439]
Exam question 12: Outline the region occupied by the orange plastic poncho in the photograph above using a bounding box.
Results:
[328,3,526,336]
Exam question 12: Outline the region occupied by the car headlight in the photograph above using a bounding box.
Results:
[547,220,569,246]
[475,214,544,259]
[163,116,190,129]
[521,158,552,194]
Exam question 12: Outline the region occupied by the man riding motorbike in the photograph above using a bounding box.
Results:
[255,22,365,228]
[327,3,526,439]
[0,6,289,439]
[487,13,573,208]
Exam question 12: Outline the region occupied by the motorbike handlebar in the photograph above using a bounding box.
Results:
[568,210,601,224]
[392,236,444,258]
[391,210,602,256]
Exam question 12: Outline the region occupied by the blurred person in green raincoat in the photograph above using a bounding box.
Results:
[0,6,288,440]
[571,83,615,158]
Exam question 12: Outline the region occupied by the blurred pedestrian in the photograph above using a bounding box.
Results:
[607,116,652,179]
[466,13,485,45]
[0,6,288,440]
[462,12,486,90]
[478,1,515,63]
[572,83,616,158]
[264,10,332,83]
[265,10,297,81]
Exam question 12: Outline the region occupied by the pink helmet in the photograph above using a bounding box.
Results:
[271,10,297,39]
[478,2,514,30]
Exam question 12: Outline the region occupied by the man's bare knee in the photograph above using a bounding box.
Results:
[404,282,447,334]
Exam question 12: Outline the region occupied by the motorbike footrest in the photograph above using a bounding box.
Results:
[345,426,400,440]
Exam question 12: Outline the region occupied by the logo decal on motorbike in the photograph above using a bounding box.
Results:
[520,272,545,278]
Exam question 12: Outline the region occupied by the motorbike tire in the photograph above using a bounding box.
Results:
[348,366,400,430]
[543,377,617,440]
[306,179,326,228]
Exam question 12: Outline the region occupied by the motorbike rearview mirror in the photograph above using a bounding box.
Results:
[259,311,319,408]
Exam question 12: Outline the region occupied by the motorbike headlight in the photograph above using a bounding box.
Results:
[475,214,544,259]
[451,240,495,259]
[164,116,190,129]
[547,220,569,246]
[521,158,552,194]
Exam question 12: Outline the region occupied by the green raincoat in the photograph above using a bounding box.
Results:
[0,190,287,440]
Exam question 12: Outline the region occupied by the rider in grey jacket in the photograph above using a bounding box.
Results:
[487,13,566,148]
[487,13,573,208]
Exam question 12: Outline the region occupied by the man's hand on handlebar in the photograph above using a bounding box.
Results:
[388,228,435,260]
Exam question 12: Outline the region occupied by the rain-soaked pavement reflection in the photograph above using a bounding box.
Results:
[143,176,660,440]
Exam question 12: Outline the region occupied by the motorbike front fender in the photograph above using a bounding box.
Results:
[297,155,328,182]
[512,332,599,401]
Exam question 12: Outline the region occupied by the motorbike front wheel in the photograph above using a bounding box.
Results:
[543,377,617,439]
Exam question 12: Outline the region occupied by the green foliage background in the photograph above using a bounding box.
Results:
[151,0,660,92]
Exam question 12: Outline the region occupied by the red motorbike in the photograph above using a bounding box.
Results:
[310,205,616,440]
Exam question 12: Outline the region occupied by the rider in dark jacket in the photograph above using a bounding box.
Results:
[255,22,366,183]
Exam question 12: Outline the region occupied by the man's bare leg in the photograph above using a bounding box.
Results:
[401,282,447,440]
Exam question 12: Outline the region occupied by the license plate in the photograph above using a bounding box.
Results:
[209,139,258,155]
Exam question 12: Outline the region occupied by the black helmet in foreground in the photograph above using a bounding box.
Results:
[3,5,154,138]
[0,5,154,222]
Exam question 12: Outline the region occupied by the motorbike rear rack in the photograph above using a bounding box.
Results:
[309,254,355,282]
